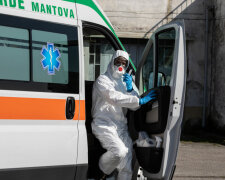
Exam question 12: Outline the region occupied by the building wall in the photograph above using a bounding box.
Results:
[97,0,225,131]
[173,0,208,129]
[97,0,184,38]
[210,0,225,132]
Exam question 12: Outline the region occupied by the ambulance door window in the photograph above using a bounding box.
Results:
[0,25,30,81]
[142,44,154,92]
[32,30,69,84]
[31,27,79,94]
[156,28,175,87]
[83,27,115,81]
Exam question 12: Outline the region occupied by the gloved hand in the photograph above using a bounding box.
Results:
[139,90,157,105]
[123,73,133,92]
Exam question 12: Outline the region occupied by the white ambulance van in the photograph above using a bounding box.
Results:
[0,0,186,179]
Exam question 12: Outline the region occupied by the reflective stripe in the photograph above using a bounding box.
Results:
[0,97,85,120]
[79,100,86,120]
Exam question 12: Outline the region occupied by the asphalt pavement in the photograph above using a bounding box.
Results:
[173,142,225,180]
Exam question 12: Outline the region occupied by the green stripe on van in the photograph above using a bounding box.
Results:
[63,0,136,71]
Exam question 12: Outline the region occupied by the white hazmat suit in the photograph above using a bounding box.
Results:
[91,50,140,180]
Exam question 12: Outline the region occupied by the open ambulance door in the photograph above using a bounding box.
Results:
[129,21,186,180]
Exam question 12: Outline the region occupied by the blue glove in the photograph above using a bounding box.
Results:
[139,90,157,105]
[123,73,133,92]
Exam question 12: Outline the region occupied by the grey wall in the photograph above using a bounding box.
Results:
[210,0,225,132]
[97,0,184,38]
[173,0,207,127]
[97,0,225,132]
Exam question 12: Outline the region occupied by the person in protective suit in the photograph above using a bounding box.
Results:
[91,50,156,180]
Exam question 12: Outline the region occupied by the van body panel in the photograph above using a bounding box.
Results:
[0,165,77,180]
[0,10,80,178]
[76,20,88,165]
[0,0,78,26]
[0,120,78,169]
[76,120,88,164]
[75,0,113,32]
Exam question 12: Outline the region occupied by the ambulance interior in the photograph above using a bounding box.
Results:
[83,26,114,178]
[83,26,175,179]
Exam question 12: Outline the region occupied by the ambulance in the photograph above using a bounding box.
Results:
[0,0,186,179]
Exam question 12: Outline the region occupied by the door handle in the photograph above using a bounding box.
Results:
[173,100,178,104]
[66,97,75,120]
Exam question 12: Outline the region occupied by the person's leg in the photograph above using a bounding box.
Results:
[117,168,132,180]
[116,129,133,180]
[117,154,132,180]
[99,148,127,175]
[92,124,129,175]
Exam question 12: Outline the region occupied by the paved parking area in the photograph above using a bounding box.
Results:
[174,142,225,180]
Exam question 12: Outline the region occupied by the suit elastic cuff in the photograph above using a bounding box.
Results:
[127,88,133,92]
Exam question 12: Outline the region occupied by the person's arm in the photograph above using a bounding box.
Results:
[126,82,140,111]
[128,82,139,96]
[96,76,140,109]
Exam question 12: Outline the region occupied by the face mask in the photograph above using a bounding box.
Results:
[112,65,125,78]
[116,65,125,74]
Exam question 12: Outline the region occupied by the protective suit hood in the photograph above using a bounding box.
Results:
[107,50,129,79]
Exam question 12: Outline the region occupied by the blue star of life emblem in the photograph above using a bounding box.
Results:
[41,43,61,75]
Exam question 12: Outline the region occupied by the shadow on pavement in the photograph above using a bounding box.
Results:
[181,129,225,146]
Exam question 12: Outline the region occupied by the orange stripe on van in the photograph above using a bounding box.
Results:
[79,100,85,120]
[0,97,85,120]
